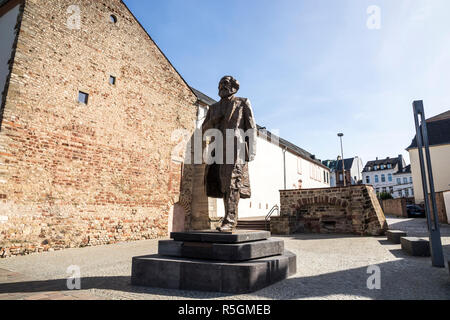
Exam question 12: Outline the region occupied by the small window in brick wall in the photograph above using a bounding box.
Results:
[110,15,118,24]
[109,76,116,85]
[78,91,89,104]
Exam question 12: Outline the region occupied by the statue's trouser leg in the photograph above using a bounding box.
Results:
[222,189,240,228]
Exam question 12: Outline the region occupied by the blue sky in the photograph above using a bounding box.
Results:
[124,0,450,165]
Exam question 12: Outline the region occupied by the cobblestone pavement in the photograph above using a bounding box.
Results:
[0,217,449,300]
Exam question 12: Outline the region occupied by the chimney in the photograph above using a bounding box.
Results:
[398,154,404,171]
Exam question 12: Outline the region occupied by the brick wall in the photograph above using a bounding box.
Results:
[429,192,449,224]
[381,198,407,218]
[0,0,197,257]
[271,185,388,236]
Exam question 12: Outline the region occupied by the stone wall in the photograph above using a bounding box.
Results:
[0,0,197,257]
[271,185,388,236]
[429,192,449,224]
[381,198,407,218]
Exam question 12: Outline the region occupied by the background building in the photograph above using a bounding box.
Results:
[323,156,363,187]
[393,165,414,198]
[407,110,450,203]
[362,155,406,196]
[192,89,331,220]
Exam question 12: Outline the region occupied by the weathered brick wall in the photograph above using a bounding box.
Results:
[0,0,197,257]
[271,186,388,236]
[381,198,407,218]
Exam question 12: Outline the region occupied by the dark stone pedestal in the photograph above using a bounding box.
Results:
[401,237,430,257]
[131,230,297,294]
[387,230,407,244]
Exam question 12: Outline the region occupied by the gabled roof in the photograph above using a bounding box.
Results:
[322,158,355,171]
[336,158,355,171]
[191,88,329,170]
[427,110,450,122]
[362,156,402,173]
[407,110,450,150]
[191,87,217,106]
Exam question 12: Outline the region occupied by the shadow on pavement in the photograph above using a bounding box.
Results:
[1,258,449,300]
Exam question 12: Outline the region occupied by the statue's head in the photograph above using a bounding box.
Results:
[218,76,240,99]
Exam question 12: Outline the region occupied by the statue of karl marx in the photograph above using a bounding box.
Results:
[202,76,257,232]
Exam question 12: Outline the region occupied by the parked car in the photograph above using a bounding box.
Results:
[406,205,425,218]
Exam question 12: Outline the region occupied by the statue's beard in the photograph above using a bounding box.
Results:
[219,88,235,99]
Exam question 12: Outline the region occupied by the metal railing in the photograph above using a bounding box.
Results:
[265,205,280,222]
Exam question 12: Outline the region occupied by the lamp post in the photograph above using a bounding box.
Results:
[338,133,346,187]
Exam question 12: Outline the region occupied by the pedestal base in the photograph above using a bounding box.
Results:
[131,251,296,294]
[131,230,297,294]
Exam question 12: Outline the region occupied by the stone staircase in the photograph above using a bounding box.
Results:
[237,219,270,231]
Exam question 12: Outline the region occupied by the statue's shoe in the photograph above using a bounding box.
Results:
[216,224,236,233]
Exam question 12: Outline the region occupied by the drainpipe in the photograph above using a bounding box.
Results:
[283,148,287,190]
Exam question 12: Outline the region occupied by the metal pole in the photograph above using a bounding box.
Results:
[412,100,445,268]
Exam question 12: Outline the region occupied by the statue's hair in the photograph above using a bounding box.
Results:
[220,76,240,91]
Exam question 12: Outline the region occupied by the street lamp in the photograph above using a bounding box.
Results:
[338,133,346,187]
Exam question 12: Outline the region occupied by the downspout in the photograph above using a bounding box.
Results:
[283,147,287,190]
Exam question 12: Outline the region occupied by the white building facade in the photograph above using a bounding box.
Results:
[393,165,414,198]
[362,155,406,197]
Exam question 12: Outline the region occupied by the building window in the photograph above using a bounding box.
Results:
[387,164,392,169]
[388,174,392,182]
[409,177,413,183]
[382,187,387,193]
[397,178,401,185]
[374,165,378,171]
[380,165,385,170]
[339,174,343,182]
[398,191,402,197]
[110,14,118,24]
[411,189,414,196]
[381,174,386,183]
[109,76,116,85]
[375,175,379,183]
[366,176,370,184]
[78,91,89,104]
[403,177,408,184]
[389,187,394,194]
[405,189,409,197]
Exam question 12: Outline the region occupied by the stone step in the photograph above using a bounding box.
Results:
[159,238,284,261]
[401,237,430,257]
[170,230,270,243]
[386,230,407,244]
[131,251,297,294]
[237,220,270,231]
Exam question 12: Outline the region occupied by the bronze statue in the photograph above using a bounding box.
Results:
[202,76,257,232]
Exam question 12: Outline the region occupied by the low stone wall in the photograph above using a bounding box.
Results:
[271,185,388,236]
[430,192,449,224]
[381,198,407,218]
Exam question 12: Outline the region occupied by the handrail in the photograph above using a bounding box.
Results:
[265,205,279,222]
